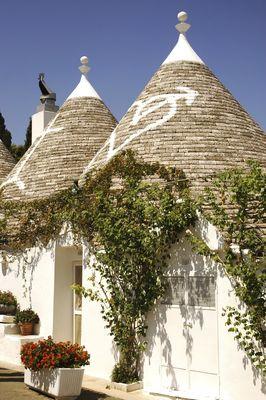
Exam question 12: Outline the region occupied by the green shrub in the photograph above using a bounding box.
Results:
[0,291,17,306]
[15,308,39,324]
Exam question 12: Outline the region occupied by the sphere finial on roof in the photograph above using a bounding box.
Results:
[79,55,90,75]
[176,11,191,34]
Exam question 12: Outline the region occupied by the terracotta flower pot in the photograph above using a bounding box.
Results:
[19,322,34,335]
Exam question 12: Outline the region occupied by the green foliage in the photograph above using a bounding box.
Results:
[195,161,266,374]
[10,118,32,161]
[10,144,26,162]
[112,361,139,384]
[74,151,197,381]
[15,308,39,324]
[0,112,12,149]
[0,152,264,379]
[24,118,32,151]
[0,150,196,382]
[0,112,32,162]
[0,290,17,306]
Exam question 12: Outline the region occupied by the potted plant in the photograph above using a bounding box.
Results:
[0,291,18,315]
[14,308,39,335]
[21,336,90,399]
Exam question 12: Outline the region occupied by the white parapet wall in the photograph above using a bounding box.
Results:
[0,334,43,366]
[0,244,56,337]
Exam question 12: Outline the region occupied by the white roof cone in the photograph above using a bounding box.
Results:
[67,56,101,100]
[163,11,204,65]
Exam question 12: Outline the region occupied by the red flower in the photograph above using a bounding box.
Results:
[21,337,90,371]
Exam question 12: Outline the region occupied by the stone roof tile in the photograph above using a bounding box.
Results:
[0,141,15,184]
[2,96,117,200]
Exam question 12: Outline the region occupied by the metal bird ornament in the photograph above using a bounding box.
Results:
[38,73,56,104]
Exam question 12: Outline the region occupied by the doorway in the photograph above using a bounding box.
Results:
[73,264,82,344]
[159,274,219,399]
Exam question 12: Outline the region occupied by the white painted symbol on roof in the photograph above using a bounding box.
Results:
[84,86,198,173]
[1,116,63,192]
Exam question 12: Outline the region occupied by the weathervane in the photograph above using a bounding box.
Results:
[38,73,56,105]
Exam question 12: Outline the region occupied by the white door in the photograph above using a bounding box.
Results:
[73,264,82,344]
[160,274,219,399]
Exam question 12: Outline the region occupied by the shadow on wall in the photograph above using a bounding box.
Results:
[144,228,266,394]
[1,243,55,336]
[243,345,266,393]
[144,233,218,388]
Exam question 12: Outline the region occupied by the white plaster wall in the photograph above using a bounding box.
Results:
[82,248,117,380]
[80,219,265,400]
[143,234,219,397]
[217,268,265,400]
[82,299,117,380]
[53,246,82,342]
[0,244,56,337]
[142,223,265,400]
[32,110,56,143]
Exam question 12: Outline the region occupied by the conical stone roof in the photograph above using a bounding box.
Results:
[1,57,117,200]
[0,141,15,184]
[81,12,266,191]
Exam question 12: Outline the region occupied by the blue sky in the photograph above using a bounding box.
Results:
[0,0,265,144]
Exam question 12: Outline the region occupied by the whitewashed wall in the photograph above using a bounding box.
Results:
[0,244,56,336]
[0,222,264,399]
[81,220,265,400]
[217,273,265,400]
[82,247,117,379]
[142,234,265,400]
[0,241,82,341]
[53,246,82,342]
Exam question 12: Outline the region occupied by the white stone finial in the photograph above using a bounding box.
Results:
[178,11,188,22]
[67,55,101,100]
[79,55,90,75]
[176,10,191,34]
[162,10,204,65]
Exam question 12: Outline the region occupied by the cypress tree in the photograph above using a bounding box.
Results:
[0,112,12,149]
[24,118,32,150]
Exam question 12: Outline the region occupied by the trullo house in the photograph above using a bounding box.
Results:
[79,11,265,400]
[0,56,117,358]
[0,10,265,400]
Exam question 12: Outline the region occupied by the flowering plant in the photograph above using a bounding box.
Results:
[21,336,90,371]
[0,291,17,306]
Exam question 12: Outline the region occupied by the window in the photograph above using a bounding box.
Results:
[161,275,216,308]
[161,277,185,305]
[73,265,82,344]
[188,276,216,307]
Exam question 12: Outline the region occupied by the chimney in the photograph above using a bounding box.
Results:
[31,73,59,143]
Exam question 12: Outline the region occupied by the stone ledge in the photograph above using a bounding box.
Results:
[0,323,19,336]
[0,314,15,323]
[0,335,44,366]
[111,381,143,392]
[0,359,24,372]
[4,334,43,342]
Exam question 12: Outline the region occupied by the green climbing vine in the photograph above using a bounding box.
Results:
[0,152,264,379]
[73,152,197,382]
[189,161,265,374]
[0,150,197,382]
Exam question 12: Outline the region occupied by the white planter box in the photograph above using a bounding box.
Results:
[110,381,143,392]
[24,367,84,399]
